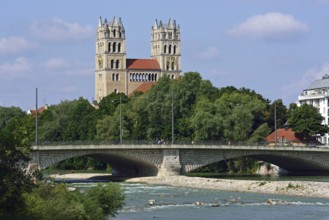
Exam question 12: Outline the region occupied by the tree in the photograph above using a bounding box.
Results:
[190,97,223,141]
[266,99,288,131]
[288,104,329,141]
[215,90,268,142]
[0,113,35,219]
[24,183,124,220]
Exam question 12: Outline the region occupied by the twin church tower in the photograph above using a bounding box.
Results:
[95,16,181,102]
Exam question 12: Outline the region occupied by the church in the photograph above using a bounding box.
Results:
[95,16,182,102]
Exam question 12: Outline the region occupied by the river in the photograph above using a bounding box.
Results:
[69,178,329,220]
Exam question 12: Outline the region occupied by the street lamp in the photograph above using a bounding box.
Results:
[35,88,38,146]
[120,95,122,144]
[274,102,277,145]
[171,92,174,145]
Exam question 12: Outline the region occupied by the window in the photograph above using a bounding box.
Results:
[108,42,111,52]
[112,42,116,52]
[111,59,114,69]
[171,62,175,70]
[118,43,121,52]
[169,45,172,54]
[116,60,120,69]
[173,45,176,54]
[164,45,167,54]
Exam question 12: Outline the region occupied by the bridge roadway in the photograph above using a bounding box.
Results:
[31,144,329,177]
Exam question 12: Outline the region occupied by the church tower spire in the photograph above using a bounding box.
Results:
[151,18,181,79]
[95,16,127,101]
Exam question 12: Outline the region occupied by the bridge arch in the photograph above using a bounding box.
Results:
[34,149,164,176]
[180,149,329,175]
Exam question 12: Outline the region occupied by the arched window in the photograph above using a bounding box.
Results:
[118,43,121,52]
[173,45,176,54]
[108,42,111,52]
[130,73,132,81]
[166,63,169,70]
[113,29,116,38]
[112,42,116,52]
[116,73,119,81]
[155,74,158,81]
[171,62,175,70]
[116,60,120,69]
[169,45,172,54]
[164,45,167,54]
[111,59,114,69]
[112,73,115,81]
[114,89,118,93]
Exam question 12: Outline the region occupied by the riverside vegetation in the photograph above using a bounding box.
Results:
[0,108,124,219]
[1,72,329,218]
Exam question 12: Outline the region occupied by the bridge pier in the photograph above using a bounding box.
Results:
[157,149,182,176]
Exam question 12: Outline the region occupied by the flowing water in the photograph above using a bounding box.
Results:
[70,179,329,220]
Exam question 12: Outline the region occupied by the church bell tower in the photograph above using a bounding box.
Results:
[95,16,126,102]
[151,19,181,79]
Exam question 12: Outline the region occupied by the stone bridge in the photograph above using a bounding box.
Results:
[30,144,329,176]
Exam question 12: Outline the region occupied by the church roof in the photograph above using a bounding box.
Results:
[126,59,160,70]
[130,82,156,96]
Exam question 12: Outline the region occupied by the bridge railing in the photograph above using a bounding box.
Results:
[35,140,327,149]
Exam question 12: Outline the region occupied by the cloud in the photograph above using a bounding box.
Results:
[228,12,309,41]
[45,58,68,69]
[282,63,329,97]
[0,36,36,55]
[198,47,220,60]
[0,57,31,79]
[30,17,94,42]
[64,67,94,76]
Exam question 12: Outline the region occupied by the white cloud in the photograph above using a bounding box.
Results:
[0,36,36,55]
[64,67,94,76]
[0,57,31,79]
[198,47,220,60]
[45,58,68,69]
[30,17,94,42]
[228,12,309,40]
[282,63,329,97]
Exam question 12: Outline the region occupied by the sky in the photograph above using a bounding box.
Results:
[1,0,329,111]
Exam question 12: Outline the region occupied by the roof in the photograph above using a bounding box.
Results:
[126,59,160,70]
[28,105,48,115]
[266,128,303,143]
[305,75,329,90]
[130,82,156,95]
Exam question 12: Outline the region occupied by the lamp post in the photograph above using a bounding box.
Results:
[35,88,38,146]
[120,95,122,144]
[171,92,174,145]
[274,102,277,145]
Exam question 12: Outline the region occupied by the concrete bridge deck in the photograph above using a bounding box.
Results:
[31,144,329,177]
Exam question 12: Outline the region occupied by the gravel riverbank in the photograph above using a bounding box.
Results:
[50,174,329,198]
[126,176,329,199]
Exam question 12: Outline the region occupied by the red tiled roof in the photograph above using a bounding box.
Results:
[130,82,156,95]
[266,128,308,143]
[30,106,48,115]
[126,59,160,70]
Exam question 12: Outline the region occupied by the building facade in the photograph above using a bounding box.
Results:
[298,74,329,144]
[95,17,181,102]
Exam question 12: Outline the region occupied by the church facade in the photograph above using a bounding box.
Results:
[95,16,181,102]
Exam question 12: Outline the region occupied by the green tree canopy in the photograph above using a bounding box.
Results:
[0,113,35,218]
[288,104,329,141]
